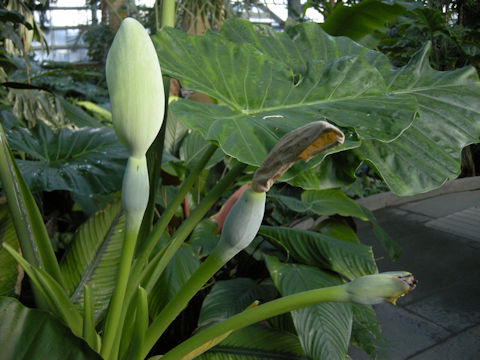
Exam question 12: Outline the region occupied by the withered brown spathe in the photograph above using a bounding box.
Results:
[252,121,345,192]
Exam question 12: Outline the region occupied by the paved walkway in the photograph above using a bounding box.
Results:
[350,178,480,360]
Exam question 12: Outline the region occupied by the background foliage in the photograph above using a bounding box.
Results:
[0,1,479,359]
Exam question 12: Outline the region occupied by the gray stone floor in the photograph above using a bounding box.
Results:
[349,187,480,360]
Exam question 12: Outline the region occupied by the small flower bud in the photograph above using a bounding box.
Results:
[213,186,266,262]
[346,271,417,305]
[106,17,165,158]
[211,184,249,233]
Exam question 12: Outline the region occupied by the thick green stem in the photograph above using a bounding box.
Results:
[100,217,140,360]
[161,0,176,28]
[116,160,245,358]
[138,162,247,292]
[105,144,216,358]
[102,156,149,360]
[160,284,349,360]
[132,144,217,276]
[142,250,225,355]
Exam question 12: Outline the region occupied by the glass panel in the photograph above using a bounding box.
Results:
[49,9,90,27]
[53,0,87,7]
[52,29,67,45]
[66,29,81,45]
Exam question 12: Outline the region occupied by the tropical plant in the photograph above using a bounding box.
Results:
[0,2,480,360]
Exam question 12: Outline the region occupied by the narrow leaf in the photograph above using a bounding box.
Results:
[122,286,149,360]
[0,123,64,289]
[3,243,83,337]
[83,285,100,352]
[0,205,21,296]
[57,96,103,128]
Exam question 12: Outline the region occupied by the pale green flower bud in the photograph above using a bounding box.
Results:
[346,271,417,305]
[213,186,266,262]
[106,17,165,158]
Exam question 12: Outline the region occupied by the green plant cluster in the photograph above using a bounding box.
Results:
[0,1,479,360]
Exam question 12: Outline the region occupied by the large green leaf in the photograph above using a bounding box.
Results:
[355,44,480,195]
[5,122,127,195]
[321,0,407,40]
[153,19,480,195]
[153,21,417,163]
[4,244,83,337]
[60,201,124,322]
[317,218,360,244]
[266,257,352,360]
[0,296,101,360]
[301,189,368,220]
[259,226,377,280]
[179,131,225,170]
[196,325,307,360]
[0,205,20,296]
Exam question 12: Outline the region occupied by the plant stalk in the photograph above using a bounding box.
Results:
[161,0,176,28]
[138,162,247,292]
[142,250,225,355]
[132,143,217,275]
[100,216,141,360]
[108,144,216,356]
[160,284,349,359]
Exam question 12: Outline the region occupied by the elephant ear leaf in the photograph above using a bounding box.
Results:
[153,19,417,168]
[356,43,480,195]
[0,296,101,360]
[153,19,480,196]
[5,122,127,196]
